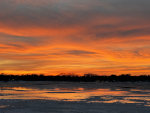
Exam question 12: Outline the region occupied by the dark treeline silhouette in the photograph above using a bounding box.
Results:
[0,73,150,82]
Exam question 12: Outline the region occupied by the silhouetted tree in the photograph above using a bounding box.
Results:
[0,73,150,82]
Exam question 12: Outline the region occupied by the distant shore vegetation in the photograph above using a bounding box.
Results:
[0,73,150,82]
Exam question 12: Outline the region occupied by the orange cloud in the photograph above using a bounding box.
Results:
[0,0,150,75]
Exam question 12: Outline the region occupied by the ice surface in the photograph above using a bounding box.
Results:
[0,81,150,113]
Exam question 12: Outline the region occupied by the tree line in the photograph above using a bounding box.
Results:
[0,73,150,82]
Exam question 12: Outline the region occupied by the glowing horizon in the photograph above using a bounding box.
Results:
[0,0,150,75]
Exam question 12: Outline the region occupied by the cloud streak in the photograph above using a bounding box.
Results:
[0,0,150,75]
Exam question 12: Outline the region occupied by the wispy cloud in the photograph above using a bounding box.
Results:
[0,0,150,75]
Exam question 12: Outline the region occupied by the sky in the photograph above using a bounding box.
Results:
[0,0,150,75]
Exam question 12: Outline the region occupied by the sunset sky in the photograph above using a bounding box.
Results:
[0,0,150,75]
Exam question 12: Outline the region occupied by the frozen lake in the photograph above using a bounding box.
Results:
[0,81,150,113]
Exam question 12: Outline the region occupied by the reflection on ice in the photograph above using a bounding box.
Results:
[0,82,150,107]
[0,105,9,109]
